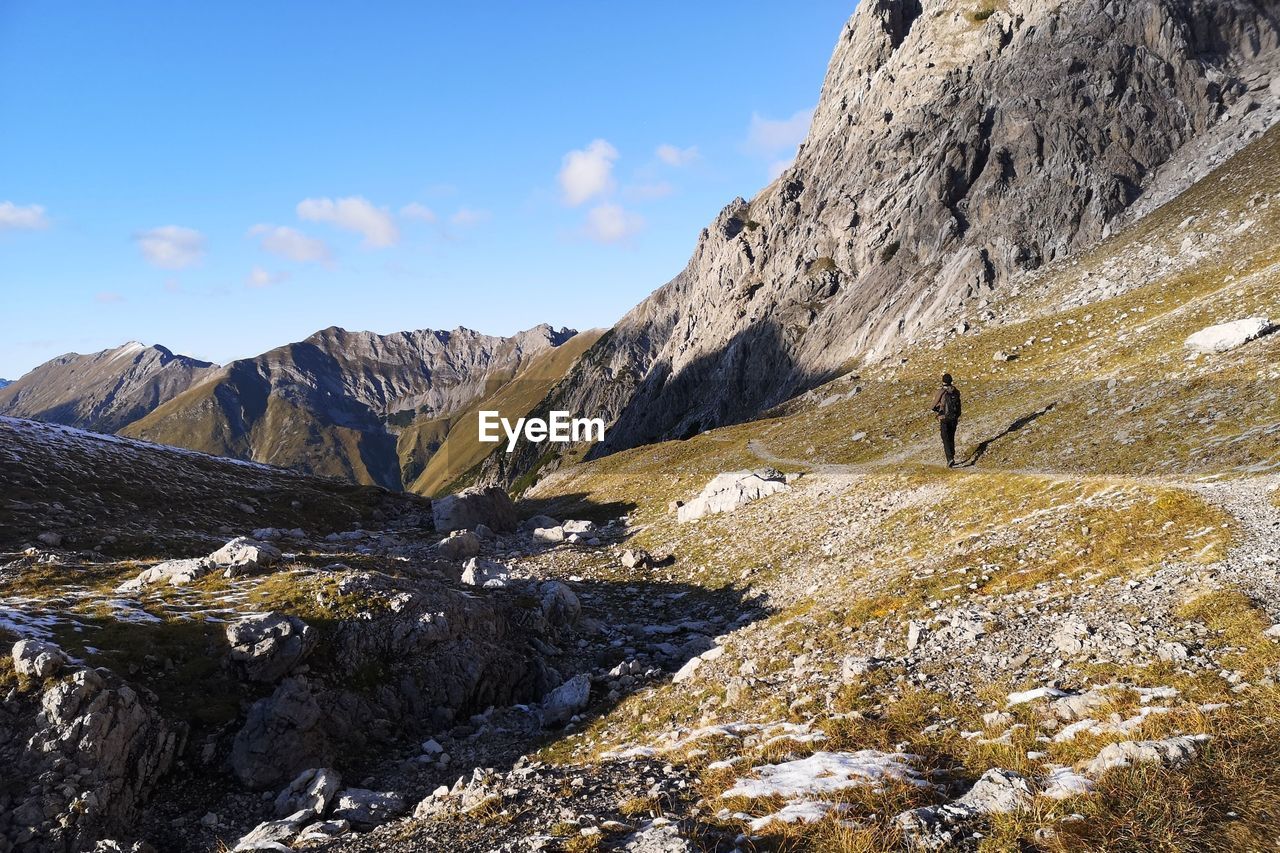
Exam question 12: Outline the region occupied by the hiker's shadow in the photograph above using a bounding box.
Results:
[958,403,1057,467]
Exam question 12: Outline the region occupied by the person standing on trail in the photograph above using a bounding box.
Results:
[931,373,962,468]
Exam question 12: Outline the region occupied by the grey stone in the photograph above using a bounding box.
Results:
[331,788,406,826]
[540,674,591,727]
[273,767,341,818]
[226,613,317,683]
[433,486,517,533]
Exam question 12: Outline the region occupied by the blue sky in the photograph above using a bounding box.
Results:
[0,1,854,379]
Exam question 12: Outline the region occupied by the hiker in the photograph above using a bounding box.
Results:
[931,373,962,467]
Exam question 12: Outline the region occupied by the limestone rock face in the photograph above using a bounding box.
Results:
[491,0,1280,485]
[229,573,556,789]
[432,486,518,533]
[1,660,182,852]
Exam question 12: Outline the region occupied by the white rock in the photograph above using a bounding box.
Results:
[677,468,789,522]
[460,557,509,586]
[1185,317,1274,354]
[274,767,341,818]
[12,638,70,679]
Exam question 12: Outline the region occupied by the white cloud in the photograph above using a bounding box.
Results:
[558,139,619,206]
[135,225,206,269]
[655,144,699,167]
[584,203,644,244]
[297,196,399,247]
[746,108,814,156]
[246,266,289,289]
[400,202,438,223]
[450,207,491,227]
[0,201,50,230]
[249,224,333,264]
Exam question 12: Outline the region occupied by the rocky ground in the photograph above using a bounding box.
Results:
[6,402,1280,852]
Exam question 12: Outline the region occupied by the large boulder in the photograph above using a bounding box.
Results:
[438,530,481,560]
[677,468,789,522]
[432,486,518,533]
[1185,317,1275,354]
[211,537,282,578]
[226,613,317,683]
[12,638,70,679]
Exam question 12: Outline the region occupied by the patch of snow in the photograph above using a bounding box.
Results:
[722,750,929,800]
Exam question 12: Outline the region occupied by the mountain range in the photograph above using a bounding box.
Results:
[0,325,583,493]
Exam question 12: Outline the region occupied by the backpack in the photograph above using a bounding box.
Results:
[939,386,961,421]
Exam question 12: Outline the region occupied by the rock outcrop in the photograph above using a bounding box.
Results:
[228,573,557,789]
[0,654,183,852]
[677,468,790,522]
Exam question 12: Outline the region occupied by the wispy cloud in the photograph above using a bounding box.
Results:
[746,108,813,156]
[655,144,699,167]
[95,291,124,304]
[246,266,289,289]
[135,225,206,269]
[584,203,643,244]
[558,139,619,206]
[449,207,491,227]
[0,201,50,231]
[400,202,438,223]
[297,196,399,247]
[248,224,333,264]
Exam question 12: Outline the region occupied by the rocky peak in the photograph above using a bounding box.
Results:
[495,0,1280,477]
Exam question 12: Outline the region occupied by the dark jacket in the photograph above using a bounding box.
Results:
[932,385,961,422]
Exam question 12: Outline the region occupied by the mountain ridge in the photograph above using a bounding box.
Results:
[482,0,1280,490]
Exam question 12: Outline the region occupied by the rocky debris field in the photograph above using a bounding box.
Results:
[7,394,1280,853]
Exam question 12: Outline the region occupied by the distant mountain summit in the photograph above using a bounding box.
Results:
[0,342,220,433]
[121,324,579,490]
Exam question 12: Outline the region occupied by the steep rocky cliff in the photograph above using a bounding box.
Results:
[120,324,577,490]
[0,342,219,434]
[495,0,1280,484]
